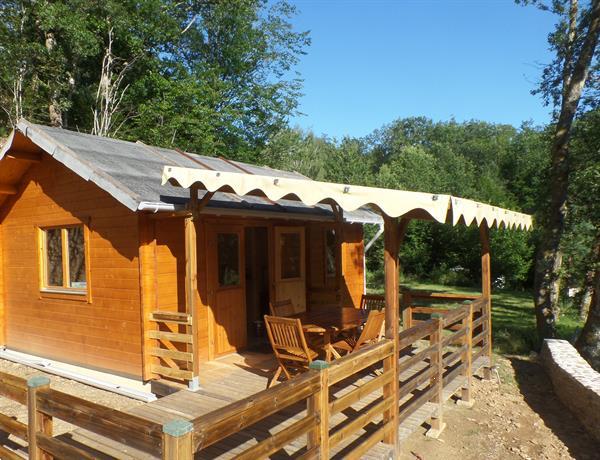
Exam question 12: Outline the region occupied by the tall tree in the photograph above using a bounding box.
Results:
[0,0,309,161]
[520,0,600,339]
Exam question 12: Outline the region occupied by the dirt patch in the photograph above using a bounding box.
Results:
[401,355,599,460]
[0,358,143,438]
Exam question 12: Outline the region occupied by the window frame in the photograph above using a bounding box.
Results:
[38,223,90,300]
[324,227,339,280]
[216,231,242,288]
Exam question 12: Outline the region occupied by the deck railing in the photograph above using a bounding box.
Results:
[0,294,490,459]
[148,310,196,384]
[0,371,192,459]
[403,290,491,376]
[191,339,397,459]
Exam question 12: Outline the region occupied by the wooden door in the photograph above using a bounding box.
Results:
[274,226,306,312]
[207,225,246,356]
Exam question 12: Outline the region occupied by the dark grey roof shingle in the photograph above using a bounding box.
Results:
[6,120,381,224]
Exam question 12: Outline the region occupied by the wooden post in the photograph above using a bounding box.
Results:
[401,291,412,330]
[397,219,410,331]
[426,318,446,438]
[162,419,193,460]
[185,185,200,390]
[307,360,329,457]
[382,215,400,455]
[480,222,493,380]
[27,376,52,460]
[458,303,473,407]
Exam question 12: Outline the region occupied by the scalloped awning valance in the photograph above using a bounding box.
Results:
[161,165,533,230]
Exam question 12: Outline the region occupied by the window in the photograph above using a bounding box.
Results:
[217,233,240,286]
[40,225,87,293]
[280,232,301,279]
[325,228,337,278]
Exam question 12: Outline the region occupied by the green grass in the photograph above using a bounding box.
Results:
[372,281,584,356]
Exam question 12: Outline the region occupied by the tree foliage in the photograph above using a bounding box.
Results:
[0,0,309,160]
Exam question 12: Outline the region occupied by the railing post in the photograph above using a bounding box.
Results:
[401,291,412,330]
[426,318,445,438]
[458,304,473,407]
[308,360,329,458]
[163,419,194,460]
[27,375,52,460]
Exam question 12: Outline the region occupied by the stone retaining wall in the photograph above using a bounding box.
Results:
[541,339,600,443]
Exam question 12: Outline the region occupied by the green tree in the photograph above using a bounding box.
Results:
[518,0,600,339]
[0,0,309,161]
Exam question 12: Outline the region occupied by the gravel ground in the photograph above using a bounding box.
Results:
[401,355,599,460]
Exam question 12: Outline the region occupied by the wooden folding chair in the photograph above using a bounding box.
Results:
[269,299,296,317]
[360,293,386,311]
[264,315,318,387]
[331,309,386,356]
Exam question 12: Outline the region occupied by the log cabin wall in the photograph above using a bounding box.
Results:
[0,155,144,377]
[144,215,366,371]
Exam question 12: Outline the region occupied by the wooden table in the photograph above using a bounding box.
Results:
[293,306,369,361]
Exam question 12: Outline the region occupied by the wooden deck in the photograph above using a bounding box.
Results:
[68,352,389,459]
[66,351,490,459]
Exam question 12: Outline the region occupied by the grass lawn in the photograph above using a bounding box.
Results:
[374,281,583,356]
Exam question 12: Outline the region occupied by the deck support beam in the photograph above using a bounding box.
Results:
[382,215,400,456]
[479,222,493,380]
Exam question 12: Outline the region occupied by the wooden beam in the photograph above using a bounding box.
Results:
[185,184,200,389]
[479,222,492,379]
[6,152,41,162]
[0,184,17,195]
[382,214,399,454]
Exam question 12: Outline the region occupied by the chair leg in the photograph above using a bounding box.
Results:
[268,366,283,388]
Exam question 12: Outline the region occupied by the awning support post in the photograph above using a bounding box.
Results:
[480,222,493,380]
[383,215,400,456]
[185,184,201,390]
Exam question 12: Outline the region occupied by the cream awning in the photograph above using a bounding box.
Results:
[162,166,533,230]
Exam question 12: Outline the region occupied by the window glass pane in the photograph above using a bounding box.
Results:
[280,232,301,279]
[68,226,86,288]
[325,229,336,277]
[46,229,63,287]
[218,233,240,286]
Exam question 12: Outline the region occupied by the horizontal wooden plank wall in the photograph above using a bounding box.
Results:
[0,155,143,377]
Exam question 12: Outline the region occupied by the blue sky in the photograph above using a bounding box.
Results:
[286,0,557,139]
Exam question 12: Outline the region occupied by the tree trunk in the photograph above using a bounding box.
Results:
[575,268,600,371]
[578,270,595,319]
[533,0,600,340]
[45,31,62,127]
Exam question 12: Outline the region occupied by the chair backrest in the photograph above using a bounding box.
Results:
[360,294,386,311]
[264,315,313,364]
[269,299,296,317]
[354,309,386,351]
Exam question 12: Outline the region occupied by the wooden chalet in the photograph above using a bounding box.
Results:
[0,120,535,459]
[0,120,380,387]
